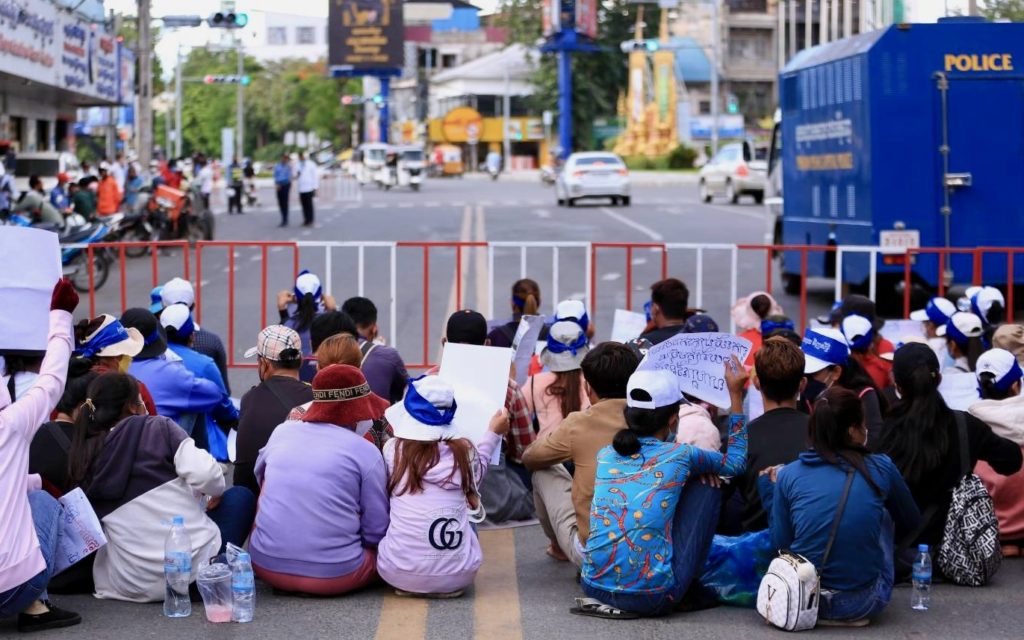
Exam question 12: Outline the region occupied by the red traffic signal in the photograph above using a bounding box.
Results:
[341,95,355,105]
[203,74,215,84]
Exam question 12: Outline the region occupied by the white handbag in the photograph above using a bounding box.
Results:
[757,469,854,631]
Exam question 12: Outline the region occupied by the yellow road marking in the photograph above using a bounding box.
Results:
[374,591,428,640]
[474,529,523,640]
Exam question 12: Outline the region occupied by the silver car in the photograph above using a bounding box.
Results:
[556,152,631,207]
[697,141,767,204]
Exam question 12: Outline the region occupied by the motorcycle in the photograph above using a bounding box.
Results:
[102,208,155,258]
[147,183,214,245]
[1,209,111,293]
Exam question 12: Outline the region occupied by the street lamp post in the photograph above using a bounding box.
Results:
[710,0,720,156]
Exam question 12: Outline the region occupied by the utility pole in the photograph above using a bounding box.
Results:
[503,66,511,169]
[236,40,244,160]
[174,45,183,158]
[137,0,152,166]
[710,0,720,156]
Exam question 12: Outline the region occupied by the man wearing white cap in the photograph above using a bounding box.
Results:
[159,277,230,393]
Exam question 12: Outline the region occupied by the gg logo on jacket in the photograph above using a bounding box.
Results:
[428,518,463,550]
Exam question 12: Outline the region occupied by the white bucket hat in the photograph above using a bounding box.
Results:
[385,375,459,442]
[540,320,590,373]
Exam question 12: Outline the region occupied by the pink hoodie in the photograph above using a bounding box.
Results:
[376,432,501,594]
[0,310,73,593]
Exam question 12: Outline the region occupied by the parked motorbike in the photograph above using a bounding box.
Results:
[1,209,111,292]
[244,178,259,207]
[103,208,155,258]
[487,166,500,181]
[147,184,214,245]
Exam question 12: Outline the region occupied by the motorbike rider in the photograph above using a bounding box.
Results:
[385,150,399,185]
[49,173,72,214]
[15,176,64,226]
[243,159,257,206]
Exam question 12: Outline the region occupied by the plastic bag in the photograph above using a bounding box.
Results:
[699,529,774,608]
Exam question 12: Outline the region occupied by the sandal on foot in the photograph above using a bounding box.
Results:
[569,597,639,620]
[818,617,871,628]
[394,589,464,599]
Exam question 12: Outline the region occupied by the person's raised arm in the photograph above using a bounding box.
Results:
[4,280,77,442]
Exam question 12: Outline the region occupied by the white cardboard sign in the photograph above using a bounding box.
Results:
[55,488,108,575]
[638,332,752,408]
[510,315,545,387]
[880,319,926,346]
[0,227,62,352]
[610,309,647,343]
[439,342,514,464]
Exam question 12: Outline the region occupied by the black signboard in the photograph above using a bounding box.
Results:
[328,0,404,72]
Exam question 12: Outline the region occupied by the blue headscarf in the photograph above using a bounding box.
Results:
[76,320,132,358]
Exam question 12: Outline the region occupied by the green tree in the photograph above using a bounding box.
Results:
[981,0,1024,20]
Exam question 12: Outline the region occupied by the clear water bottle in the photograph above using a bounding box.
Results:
[231,551,256,623]
[163,516,192,618]
[911,543,932,611]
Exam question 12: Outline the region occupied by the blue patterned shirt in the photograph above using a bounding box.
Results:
[582,414,748,595]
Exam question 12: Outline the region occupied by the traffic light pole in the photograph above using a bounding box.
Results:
[236,40,244,160]
[174,45,183,158]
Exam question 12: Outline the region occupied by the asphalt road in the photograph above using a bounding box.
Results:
[5,525,1022,639]
[81,173,833,394]
[32,175,1024,639]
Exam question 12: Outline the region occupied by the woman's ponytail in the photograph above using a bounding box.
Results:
[295,292,317,332]
[612,428,641,456]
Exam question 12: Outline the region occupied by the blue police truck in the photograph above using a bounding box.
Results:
[773,18,1024,303]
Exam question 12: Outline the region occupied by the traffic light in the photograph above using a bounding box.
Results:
[208,12,248,28]
[371,94,384,105]
[341,95,355,105]
[203,74,250,84]
[726,94,739,114]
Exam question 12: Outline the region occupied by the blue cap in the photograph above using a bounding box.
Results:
[172,515,184,526]
[918,544,929,552]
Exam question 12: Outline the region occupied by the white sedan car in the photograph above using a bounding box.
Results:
[556,152,630,207]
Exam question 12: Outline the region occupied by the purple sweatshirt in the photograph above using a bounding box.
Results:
[376,432,501,594]
[250,421,389,578]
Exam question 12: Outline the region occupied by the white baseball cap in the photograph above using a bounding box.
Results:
[840,314,875,351]
[626,369,683,410]
[295,271,322,298]
[801,327,850,374]
[160,277,195,307]
[159,303,194,335]
[556,299,586,322]
[937,311,984,343]
[976,348,1023,391]
[971,286,1005,322]
[909,297,956,324]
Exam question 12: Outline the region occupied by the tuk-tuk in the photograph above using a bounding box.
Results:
[355,143,389,185]
[433,144,463,177]
[396,145,426,191]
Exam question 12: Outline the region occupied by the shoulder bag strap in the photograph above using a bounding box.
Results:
[954,410,971,480]
[45,422,72,454]
[360,340,378,364]
[820,468,856,571]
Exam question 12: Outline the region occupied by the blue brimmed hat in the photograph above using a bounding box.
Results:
[385,375,459,442]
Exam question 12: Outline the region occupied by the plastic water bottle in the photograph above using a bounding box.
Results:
[911,544,932,611]
[231,551,256,623]
[163,516,192,618]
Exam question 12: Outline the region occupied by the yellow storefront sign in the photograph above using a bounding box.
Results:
[440,107,484,143]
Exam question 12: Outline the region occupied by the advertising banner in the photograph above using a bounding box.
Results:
[328,0,404,73]
[0,0,59,88]
[60,15,119,103]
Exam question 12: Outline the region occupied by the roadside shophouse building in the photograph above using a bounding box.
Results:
[0,0,133,153]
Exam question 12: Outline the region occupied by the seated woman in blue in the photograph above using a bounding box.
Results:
[759,386,921,627]
[578,360,749,618]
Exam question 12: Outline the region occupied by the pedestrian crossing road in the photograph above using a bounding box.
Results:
[11,524,1023,639]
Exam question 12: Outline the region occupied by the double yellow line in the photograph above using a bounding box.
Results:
[373,530,522,640]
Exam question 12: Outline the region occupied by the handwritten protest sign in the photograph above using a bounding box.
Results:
[0,227,61,352]
[611,309,648,343]
[510,315,545,387]
[439,342,514,464]
[939,371,981,411]
[55,488,107,575]
[637,332,752,408]
[880,319,926,346]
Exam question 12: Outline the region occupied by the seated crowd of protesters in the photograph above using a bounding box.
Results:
[3,270,1024,633]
